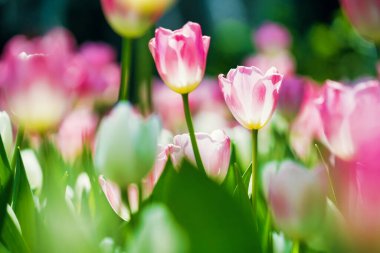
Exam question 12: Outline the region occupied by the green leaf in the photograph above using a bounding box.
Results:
[0,135,13,235]
[0,242,10,253]
[11,149,37,251]
[0,135,11,188]
[232,163,252,216]
[1,206,30,253]
[151,160,261,253]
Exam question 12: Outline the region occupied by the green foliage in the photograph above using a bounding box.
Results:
[152,160,260,253]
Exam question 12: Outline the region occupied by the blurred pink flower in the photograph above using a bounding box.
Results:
[57,108,98,161]
[172,130,231,183]
[264,161,326,240]
[340,0,380,42]
[277,76,306,120]
[149,22,210,94]
[290,81,324,160]
[0,28,83,132]
[244,52,295,77]
[71,42,120,104]
[219,66,283,130]
[143,144,180,196]
[316,80,380,160]
[254,22,292,53]
[101,0,174,38]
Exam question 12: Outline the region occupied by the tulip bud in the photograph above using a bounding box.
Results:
[264,161,326,240]
[219,66,283,130]
[172,130,231,183]
[277,76,306,120]
[149,22,210,94]
[0,111,13,158]
[94,102,160,185]
[101,0,174,38]
[340,0,380,43]
[254,22,292,53]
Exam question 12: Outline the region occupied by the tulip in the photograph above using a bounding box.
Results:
[277,76,306,120]
[264,161,327,240]
[100,0,174,38]
[149,22,210,94]
[57,108,98,161]
[94,102,160,185]
[0,111,13,158]
[340,0,380,43]
[254,22,292,53]
[316,80,380,160]
[0,29,79,132]
[290,82,324,161]
[99,176,129,220]
[243,52,295,77]
[218,66,283,130]
[171,130,231,183]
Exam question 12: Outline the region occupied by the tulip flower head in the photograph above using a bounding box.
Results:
[316,80,380,160]
[101,0,174,38]
[171,130,231,183]
[264,161,327,240]
[94,102,160,185]
[340,0,380,43]
[219,66,283,130]
[149,22,210,94]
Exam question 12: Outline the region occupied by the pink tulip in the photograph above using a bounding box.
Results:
[340,0,380,42]
[149,22,210,94]
[316,80,380,160]
[57,108,98,161]
[218,66,283,130]
[100,0,174,38]
[290,81,324,160]
[172,130,231,183]
[277,76,306,120]
[243,52,295,77]
[254,22,291,53]
[71,43,120,104]
[264,161,327,240]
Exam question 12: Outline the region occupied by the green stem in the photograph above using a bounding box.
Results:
[251,130,258,209]
[292,240,300,253]
[10,127,24,171]
[182,94,205,173]
[118,37,132,101]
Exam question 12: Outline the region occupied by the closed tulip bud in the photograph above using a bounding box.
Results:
[340,0,380,43]
[264,161,327,240]
[219,66,283,130]
[100,0,174,38]
[0,111,13,158]
[94,102,160,185]
[172,130,231,183]
[149,22,210,94]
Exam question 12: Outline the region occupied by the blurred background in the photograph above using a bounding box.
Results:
[0,0,377,81]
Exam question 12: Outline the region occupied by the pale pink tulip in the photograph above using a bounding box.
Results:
[264,161,327,240]
[243,52,295,77]
[172,130,231,183]
[340,0,380,42]
[71,43,120,104]
[218,66,283,130]
[290,81,324,160]
[0,29,80,132]
[101,0,174,38]
[316,80,380,160]
[254,22,292,53]
[149,22,210,94]
[57,108,98,161]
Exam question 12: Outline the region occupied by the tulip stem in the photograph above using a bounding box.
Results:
[251,130,258,210]
[118,37,132,101]
[292,240,300,253]
[182,93,205,173]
